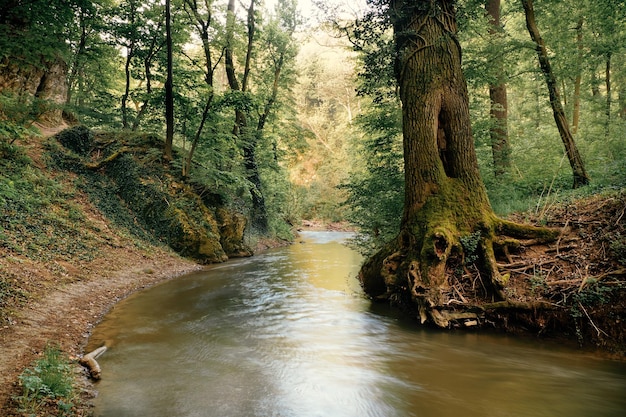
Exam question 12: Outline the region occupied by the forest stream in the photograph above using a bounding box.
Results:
[86,231,626,417]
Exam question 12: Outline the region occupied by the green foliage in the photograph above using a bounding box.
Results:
[343,96,404,254]
[0,92,45,143]
[529,271,549,296]
[14,344,75,416]
[0,0,77,65]
[1,140,98,262]
[460,231,482,265]
[570,280,616,320]
[56,125,94,155]
[609,233,626,266]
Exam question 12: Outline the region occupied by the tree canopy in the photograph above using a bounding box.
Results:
[0,0,624,245]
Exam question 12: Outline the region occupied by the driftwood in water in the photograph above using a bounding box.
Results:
[80,345,107,380]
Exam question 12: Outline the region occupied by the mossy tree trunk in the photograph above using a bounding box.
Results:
[359,0,557,328]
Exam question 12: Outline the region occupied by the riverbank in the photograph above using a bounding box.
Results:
[0,243,202,415]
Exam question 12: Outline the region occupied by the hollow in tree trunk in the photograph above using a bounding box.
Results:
[359,0,558,328]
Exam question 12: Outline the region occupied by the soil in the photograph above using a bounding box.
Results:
[493,192,626,353]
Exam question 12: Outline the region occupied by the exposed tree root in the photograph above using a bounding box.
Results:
[361,215,562,329]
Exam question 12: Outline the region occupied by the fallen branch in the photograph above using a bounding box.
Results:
[547,269,626,287]
[578,302,609,338]
[546,244,578,253]
[86,147,131,170]
[79,345,107,380]
[481,300,558,311]
[498,259,556,273]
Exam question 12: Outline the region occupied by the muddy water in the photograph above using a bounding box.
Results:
[89,231,626,417]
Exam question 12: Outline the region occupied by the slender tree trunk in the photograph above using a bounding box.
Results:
[486,0,511,177]
[591,66,601,97]
[131,58,152,131]
[225,0,268,234]
[619,89,626,120]
[121,44,133,129]
[66,10,87,106]
[181,0,219,178]
[572,17,583,134]
[183,95,213,178]
[164,0,174,162]
[605,52,612,137]
[132,20,163,132]
[121,5,137,130]
[521,0,589,188]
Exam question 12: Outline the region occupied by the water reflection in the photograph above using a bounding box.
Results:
[90,231,626,417]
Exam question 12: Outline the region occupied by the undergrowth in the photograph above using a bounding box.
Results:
[13,344,76,417]
[0,140,99,262]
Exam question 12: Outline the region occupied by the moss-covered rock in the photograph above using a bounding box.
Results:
[165,205,227,263]
[216,208,252,258]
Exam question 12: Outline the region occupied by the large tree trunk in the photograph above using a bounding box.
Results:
[359,0,557,328]
[486,0,511,177]
[521,0,590,189]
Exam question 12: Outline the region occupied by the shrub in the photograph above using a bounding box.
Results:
[14,345,75,416]
[56,126,94,156]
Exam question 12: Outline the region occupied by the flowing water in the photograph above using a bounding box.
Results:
[89,231,626,417]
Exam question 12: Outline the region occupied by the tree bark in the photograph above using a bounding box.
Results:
[521,0,590,188]
[605,52,612,137]
[486,0,511,177]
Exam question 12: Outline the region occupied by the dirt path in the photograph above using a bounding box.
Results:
[0,246,201,414]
